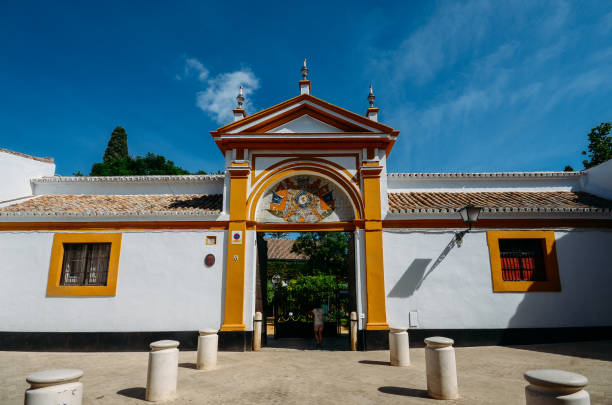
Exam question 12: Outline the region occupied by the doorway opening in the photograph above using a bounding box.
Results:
[255,231,357,350]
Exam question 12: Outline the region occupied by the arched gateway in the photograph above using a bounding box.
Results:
[213,75,399,349]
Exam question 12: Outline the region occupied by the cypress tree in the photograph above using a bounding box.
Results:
[102,126,129,163]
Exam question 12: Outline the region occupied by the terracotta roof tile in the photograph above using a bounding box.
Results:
[0,194,223,217]
[388,192,612,214]
[265,238,307,261]
[0,147,54,163]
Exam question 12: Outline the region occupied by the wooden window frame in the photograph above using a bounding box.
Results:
[487,230,561,292]
[46,233,122,297]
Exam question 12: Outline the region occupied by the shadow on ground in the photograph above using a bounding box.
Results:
[378,386,430,398]
[117,387,146,400]
[179,362,197,369]
[507,341,612,362]
[359,360,390,366]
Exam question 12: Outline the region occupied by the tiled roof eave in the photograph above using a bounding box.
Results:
[0,210,222,218]
[387,207,612,215]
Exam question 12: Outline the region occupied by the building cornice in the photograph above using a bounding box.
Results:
[387,171,582,179]
[387,207,611,215]
[0,210,222,218]
[31,174,225,184]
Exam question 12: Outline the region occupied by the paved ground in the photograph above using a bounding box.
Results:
[2,340,611,404]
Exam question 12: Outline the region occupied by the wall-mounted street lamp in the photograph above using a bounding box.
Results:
[455,204,482,247]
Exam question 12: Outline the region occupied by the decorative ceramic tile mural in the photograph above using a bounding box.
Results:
[256,175,354,223]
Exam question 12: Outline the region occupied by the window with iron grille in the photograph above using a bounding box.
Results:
[60,243,111,286]
[498,239,546,282]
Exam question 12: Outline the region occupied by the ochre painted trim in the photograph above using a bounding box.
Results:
[46,233,122,297]
[221,165,249,332]
[220,323,247,332]
[213,137,395,156]
[251,153,360,185]
[252,222,358,232]
[213,93,396,134]
[360,165,388,331]
[242,104,369,133]
[0,221,229,231]
[365,322,390,331]
[486,230,561,292]
[382,219,612,229]
[246,163,365,221]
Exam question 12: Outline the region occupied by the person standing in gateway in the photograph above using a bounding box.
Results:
[312,306,324,348]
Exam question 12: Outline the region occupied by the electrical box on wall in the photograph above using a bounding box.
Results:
[409,311,419,327]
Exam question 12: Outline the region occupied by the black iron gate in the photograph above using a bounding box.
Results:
[272,286,349,338]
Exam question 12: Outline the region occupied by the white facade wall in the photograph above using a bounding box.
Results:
[0,151,55,202]
[386,175,581,193]
[32,178,224,196]
[582,159,612,200]
[383,229,612,329]
[0,230,226,332]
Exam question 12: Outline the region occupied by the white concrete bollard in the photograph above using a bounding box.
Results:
[350,312,358,351]
[196,329,218,370]
[389,327,410,366]
[146,340,179,402]
[253,312,263,352]
[25,369,83,405]
[524,369,590,405]
[424,336,458,400]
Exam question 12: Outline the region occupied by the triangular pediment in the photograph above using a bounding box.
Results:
[269,114,345,133]
[212,94,396,135]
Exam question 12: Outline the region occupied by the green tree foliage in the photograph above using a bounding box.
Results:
[91,153,191,176]
[102,126,129,163]
[90,126,205,176]
[563,165,574,172]
[291,232,351,279]
[582,122,612,169]
[270,275,346,312]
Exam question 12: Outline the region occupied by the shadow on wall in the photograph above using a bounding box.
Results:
[503,230,612,360]
[387,235,457,298]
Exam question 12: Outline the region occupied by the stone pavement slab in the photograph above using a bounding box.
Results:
[1,341,611,404]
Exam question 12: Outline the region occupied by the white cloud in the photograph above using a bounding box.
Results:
[384,0,494,85]
[185,58,209,81]
[179,57,260,124]
[196,68,259,124]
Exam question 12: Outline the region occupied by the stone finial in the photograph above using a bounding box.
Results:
[299,59,311,95]
[301,58,308,80]
[233,86,246,121]
[236,86,245,108]
[366,84,379,121]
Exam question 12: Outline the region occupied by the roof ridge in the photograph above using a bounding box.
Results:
[387,171,582,178]
[32,174,225,183]
[0,147,54,163]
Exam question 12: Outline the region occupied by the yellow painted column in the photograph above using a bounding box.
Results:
[360,161,389,330]
[221,161,250,332]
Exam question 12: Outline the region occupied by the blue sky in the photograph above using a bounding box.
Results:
[1,1,611,175]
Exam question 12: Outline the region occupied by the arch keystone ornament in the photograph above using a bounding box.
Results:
[256,175,355,223]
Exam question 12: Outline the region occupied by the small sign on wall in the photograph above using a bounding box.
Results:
[231,231,243,244]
